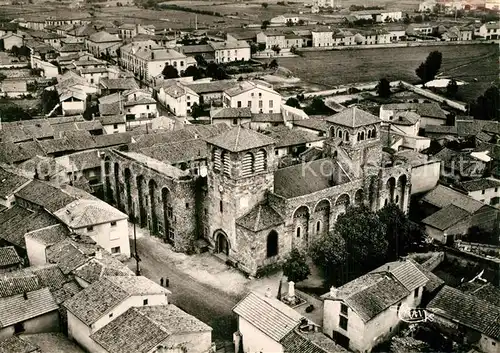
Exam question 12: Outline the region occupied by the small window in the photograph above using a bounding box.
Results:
[247,101,251,108]
[110,221,117,227]
[258,92,262,97]
[414,287,419,298]
[340,303,348,316]
[204,208,208,215]
[296,227,301,238]
[87,226,94,232]
[492,342,496,346]
[111,246,120,254]
[185,203,189,209]
[146,105,150,110]
[237,101,242,108]
[113,124,118,129]
[495,187,498,192]
[14,322,24,334]
[339,316,348,331]
[143,299,148,305]
[275,150,279,156]
[316,221,321,233]
[482,190,486,194]
[220,200,223,213]
[251,92,254,97]
[233,118,238,125]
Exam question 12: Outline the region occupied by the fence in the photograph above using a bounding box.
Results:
[455,240,500,256]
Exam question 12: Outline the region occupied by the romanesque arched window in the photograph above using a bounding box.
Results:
[241,152,254,177]
[345,133,349,142]
[368,130,372,139]
[372,128,377,138]
[360,131,365,140]
[338,130,343,139]
[255,149,267,172]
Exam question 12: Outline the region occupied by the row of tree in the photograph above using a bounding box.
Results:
[282,204,426,286]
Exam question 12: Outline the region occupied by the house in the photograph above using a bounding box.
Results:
[97,115,127,134]
[322,259,428,352]
[380,102,447,128]
[210,40,251,63]
[63,276,170,352]
[0,22,18,37]
[0,33,23,51]
[270,14,300,25]
[386,25,406,42]
[256,31,286,49]
[179,44,215,62]
[226,31,257,43]
[426,285,500,353]
[59,89,87,116]
[0,246,22,273]
[0,167,31,208]
[292,118,329,136]
[222,80,282,114]
[120,40,191,82]
[157,82,200,117]
[433,147,486,180]
[0,276,60,339]
[58,42,86,57]
[262,126,325,162]
[99,78,139,96]
[31,58,59,79]
[118,23,138,39]
[458,178,500,207]
[406,23,435,36]
[1,79,28,98]
[210,107,252,126]
[350,10,403,22]
[478,22,499,40]
[419,0,437,12]
[420,184,500,243]
[56,149,104,187]
[99,89,158,122]
[282,104,309,126]
[90,305,213,353]
[85,31,122,58]
[15,179,131,257]
[186,79,236,107]
[311,28,334,47]
[233,290,344,353]
[78,67,109,85]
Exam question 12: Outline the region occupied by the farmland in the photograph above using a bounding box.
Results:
[274,44,499,102]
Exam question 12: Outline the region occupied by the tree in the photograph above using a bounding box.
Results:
[376,78,391,98]
[182,65,203,80]
[298,19,304,25]
[415,51,442,83]
[269,58,278,69]
[335,206,388,281]
[257,43,266,51]
[162,64,179,79]
[261,20,270,30]
[282,248,310,283]
[0,73,6,82]
[271,44,281,55]
[11,45,19,56]
[285,97,301,108]
[403,14,411,24]
[304,97,331,115]
[377,203,426,260]
[446,79,458,98]
[310,232,346,286]
[190,102,205,119]
[206,62,228,80]
[470,86,499,121]
[194,54,207,66]
[286,19,293,27]
[261,2,268,7]
[40,89,60,115]
[414,15,423,23]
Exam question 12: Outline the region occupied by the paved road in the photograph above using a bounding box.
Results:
[128,236,240,341]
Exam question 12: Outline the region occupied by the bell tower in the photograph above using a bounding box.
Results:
[205,126,276,258]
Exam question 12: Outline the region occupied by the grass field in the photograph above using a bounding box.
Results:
[275,44,499,102]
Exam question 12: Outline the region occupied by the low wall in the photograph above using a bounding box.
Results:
[442,245,500,284]
[455,240,500,255]
[398,81,467,112]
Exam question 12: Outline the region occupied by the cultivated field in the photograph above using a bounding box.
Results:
[275,44,499,102]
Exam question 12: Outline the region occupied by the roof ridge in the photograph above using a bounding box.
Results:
[253,204,262,232]
[234,125,242,151]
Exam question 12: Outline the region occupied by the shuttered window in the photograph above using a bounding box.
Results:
[241,153,254,177]
[222,152,231,176]
[213,149,221,172]
[255,149,267,172]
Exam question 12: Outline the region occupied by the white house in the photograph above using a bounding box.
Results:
[120,40,192,82]
[210,107,252,126]
[322,260,428,353]
[380,103,447,128]
[85,31,122,58]
[419,0,437,12]
[222,81,282,114]
[311,28,334,47]
[478,22,499,40]
[256,31,286,49]
[459,178,500,207]
[98,115,127,134]
[79,67,109,85]
[270,14,300,25]
[59,89,87,116]
[53,198,130,257]
[157,82,200,117]
[64,276,170,352]
[0,33,23,51]
[210,40,251,63]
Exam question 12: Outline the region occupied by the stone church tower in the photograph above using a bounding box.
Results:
[205,126,276,259]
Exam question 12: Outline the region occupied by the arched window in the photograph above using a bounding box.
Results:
[316,220,321,233]
[255,149,267,172]
[267,231,278,258]
[345,133,349,142]
[357,133,360,142]
[338,130,343,139]
[372,128,377,138]
[368,130,372,139]
[213,149,221,172]
[222,151,230,176]
[241,152,254,177]
[296,226,301,238]
[360,131,365,140]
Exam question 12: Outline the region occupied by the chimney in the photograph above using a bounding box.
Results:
[95,248,102,259]
[330,286,338,298]
[288,281,295,298]
[265,287,272,298]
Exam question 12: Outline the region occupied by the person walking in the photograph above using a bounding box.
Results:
[160,277,164,287]
[165,278,170,287]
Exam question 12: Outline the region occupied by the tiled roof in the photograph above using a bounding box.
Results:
[327,107,380,128]
[46,239,93,275]
[0,336,38,353]
[274,158,349,199]
[263,127,324,148]
[292,119,329,132]
[0,167,30,199]
[210,40,250,50]
[15,180,77,213]
[88,31,120,43]
[383,103,446,120]
[427,285,500,340]
[64,276,168,325]
[186,79,236,94]
[422,184,484,214]
[97,114,126,125]
[322,273,409,322]
[0,205,33,242]
[459,178,500,192]
[458,282,500,307]
[61,130,98,151]
[180,44,214,54]
[425,125,457,135]
[206,125,275,152]
[236,203,284,232]
[371,260,428,292]
[280,330,348,353]
[59,43,85,52]
[20,332,85,353]
[72,256,133,284]
[409,259,444,294]
[224,81,277,97]
[0,287,59,328]
[0,119,54,143]
[67,149,102,170]
[0,246,21,268]
[131,129,197,149]
[252,113,284,123]
[0,141,46,164]
[54,198,127,228]
[100,78,139,91]
[210,107,252,119]
[0,275,41,298]
[120,152,188,180]
[233,291,304,342]
[139,138,209,164]
[93,132,133,148]
[422,204,470,231]
[91,305,210,353]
